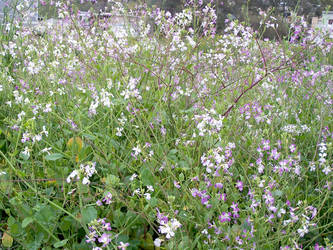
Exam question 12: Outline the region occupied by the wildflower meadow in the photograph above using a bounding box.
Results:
[0,0,332,249]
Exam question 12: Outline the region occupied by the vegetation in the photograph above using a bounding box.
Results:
[0,0,332,249]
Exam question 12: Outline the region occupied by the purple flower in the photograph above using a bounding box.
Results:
[191,188,200,197]
[86,231,97,243]
[102,222,111,231]
[156,208,168,224]
[231,202,239,213]
[261,139,270,151]
[236,180,243,191]
[270,148,280,160]
[218,193,227,201]
[201,194,210,205]
[219,212,231,223]
[289,144,296,153]
[98,233,111,247]
[160,126,166,136]
[118,242,130,249]
[102,192,113,204]
[174,181,181,189]
[215,183,223,189]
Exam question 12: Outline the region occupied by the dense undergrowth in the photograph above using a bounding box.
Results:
[0,1,332,249]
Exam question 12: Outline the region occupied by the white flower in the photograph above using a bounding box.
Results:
[159,224,175,239]
[41,147,52,154]
[129,173,138,181]
[297,225,309,237]
[82,177,90,185]
[43,104,52,113]
[84,162,96,177]
[158,218,181,239]
[116,127,123,136]
[17,111,26,122]
[0,85,3,91]
[33,134,42,142]
[309,163,316,171]
[144,193,151,200]
[277,208,286,218]
[147,185,154,192]
[153,238,163,247]
[66,170,79,183]
[22,146,31,157]
[170,218,182,230]
[133,188,141,196]
[132,146,141,156]
[67,188,76,195]
[322,166,331,175]
[42,126,49,137]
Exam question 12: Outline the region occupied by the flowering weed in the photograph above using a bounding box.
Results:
[0,0,332,249]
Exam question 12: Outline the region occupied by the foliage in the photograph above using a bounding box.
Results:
[0,0,332,249]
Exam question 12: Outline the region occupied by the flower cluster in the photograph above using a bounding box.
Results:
[132,185,155,201]
[192,109,224,137]
[200,143,235,175]
[96,192,113,206]
[155,209,182,244]
[318,140,331,175]
[281,124,311,135]
[66,162,97,185]
[86,218,112,248]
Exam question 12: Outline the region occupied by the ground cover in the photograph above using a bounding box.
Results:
[0,1,332,249]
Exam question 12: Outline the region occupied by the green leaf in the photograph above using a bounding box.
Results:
[140,166,154,186]
[178,161,190,171]
[22,217,34,228]
[168,149,178,155]
[35,205,56,224]
[82,133,96,140]
[45,153,63,161]
[113,209,125,227]
[60,216,75,231]
[78,184,89,194]
[273,190,283,197]
[81,207,97,224]
[53,239,68,248]
[149,197,158,207]
[2,232,13,248]
[105,174,120,187]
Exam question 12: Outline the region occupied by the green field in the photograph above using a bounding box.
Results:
[0,1,332,249]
